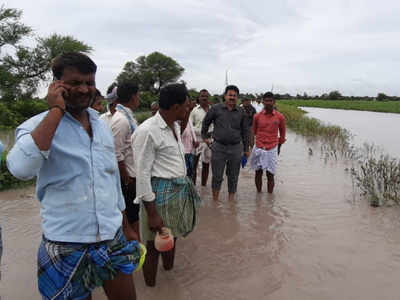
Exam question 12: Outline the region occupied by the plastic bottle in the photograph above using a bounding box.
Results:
[154,227,174,252]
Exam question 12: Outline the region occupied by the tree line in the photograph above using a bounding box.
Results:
[1,5,399,129]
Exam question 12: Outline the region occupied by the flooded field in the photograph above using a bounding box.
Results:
[1,131,400,299]
[302,107,400,158]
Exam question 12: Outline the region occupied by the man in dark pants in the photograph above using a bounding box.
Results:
[202,85,250,201]
[110,82,141,237]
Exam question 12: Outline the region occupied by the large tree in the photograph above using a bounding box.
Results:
[328,90,342,100]
[0,5,92,101]
[117,51,184,94]
[376,93,388,101]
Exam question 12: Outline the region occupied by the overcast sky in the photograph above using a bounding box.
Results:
[7,0,400,96]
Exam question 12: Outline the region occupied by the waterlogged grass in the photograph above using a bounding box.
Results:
[345,143,400,208]
[277,102,400,207]
[351,145,400,207]
[280,99,400,114]
[277,103,350,145]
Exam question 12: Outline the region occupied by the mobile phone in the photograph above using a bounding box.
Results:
[52,76,69,99]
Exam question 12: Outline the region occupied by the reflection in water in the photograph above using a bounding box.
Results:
[301,107,400,158]
[1,131,400,299]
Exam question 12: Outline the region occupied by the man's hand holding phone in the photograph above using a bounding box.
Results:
[47,80,70,110]
[31,80,71,151]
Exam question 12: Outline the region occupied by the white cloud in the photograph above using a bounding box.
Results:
[7,0,400,96]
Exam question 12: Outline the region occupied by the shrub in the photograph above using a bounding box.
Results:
[0,98,48,128]
[0,150,35,191]
[0,102,20,128]
[134,111,152,124]
[12,99,48,121]
[138,92,158,111]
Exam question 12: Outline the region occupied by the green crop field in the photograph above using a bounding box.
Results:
[278,100,400,114]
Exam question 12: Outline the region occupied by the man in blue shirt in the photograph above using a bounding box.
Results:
[7,52,140,300]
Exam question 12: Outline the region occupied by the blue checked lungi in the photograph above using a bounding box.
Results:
[37,228,140,300]
[140,176,202,243]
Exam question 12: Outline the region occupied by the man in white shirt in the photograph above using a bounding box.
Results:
[132,83,201,287]
[251,98,264,113]
[110,82,140,237]
[189,89,212,186]
[100,85,117,126]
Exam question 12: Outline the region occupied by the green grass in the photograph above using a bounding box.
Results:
[279,99,400,114]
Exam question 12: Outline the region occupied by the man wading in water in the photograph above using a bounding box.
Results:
[250,92,286,193]
[189,89,212,186]
[7,52,140,300]
[201,85,250,201]
[132,83,201,287]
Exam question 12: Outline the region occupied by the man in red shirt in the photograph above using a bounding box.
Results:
[250,92,286,193]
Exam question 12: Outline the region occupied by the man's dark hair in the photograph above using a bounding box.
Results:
[52,52,97,80]
[263,92,274,99]
[159,83,188,110]
[117,82,139,104]
[199,89,209,94]
[224,85,239,95]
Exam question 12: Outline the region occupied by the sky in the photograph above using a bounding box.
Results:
[7,0,400,97]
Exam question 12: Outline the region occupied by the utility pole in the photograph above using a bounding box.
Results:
[225,70,229,86]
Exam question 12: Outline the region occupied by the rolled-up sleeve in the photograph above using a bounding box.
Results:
[7,128,48,180]
[132,129,156,203]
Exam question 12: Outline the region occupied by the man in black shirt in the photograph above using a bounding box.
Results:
[202,85,250,201]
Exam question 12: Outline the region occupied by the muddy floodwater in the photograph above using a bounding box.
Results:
[2,131,400,299]
[302,107,400,158]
